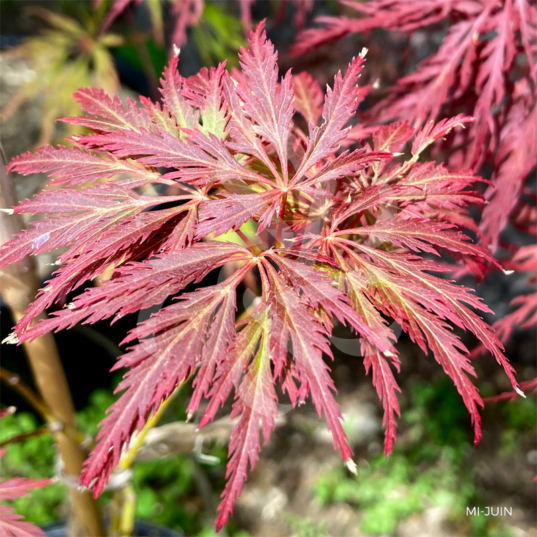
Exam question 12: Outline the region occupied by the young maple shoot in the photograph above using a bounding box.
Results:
[1,22,521,530]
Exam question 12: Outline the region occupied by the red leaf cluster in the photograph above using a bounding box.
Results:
[1,22,520,530]
[475,191,537,397]
[294,0,537,250]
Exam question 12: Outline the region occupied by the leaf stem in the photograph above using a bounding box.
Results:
[235,229,262,256]
[275,191,288,248]
[119,389,180,471]
[109,484,137,537]
[109,384,184,537]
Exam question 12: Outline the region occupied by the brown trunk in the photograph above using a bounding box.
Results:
[0,164,106,536]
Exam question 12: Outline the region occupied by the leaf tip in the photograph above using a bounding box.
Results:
[2,332,19,345]
[2,406,17,417]
[344,458,357,475]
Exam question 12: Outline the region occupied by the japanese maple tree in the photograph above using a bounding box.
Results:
[1,22,522,530]
[294,0,537,251]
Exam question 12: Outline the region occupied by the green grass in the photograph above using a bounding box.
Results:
[286,514,330,537]
[314,378,529,536]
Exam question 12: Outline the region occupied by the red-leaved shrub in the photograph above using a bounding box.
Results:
[1,22,521,529]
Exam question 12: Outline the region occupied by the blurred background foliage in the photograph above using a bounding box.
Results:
[0,0,249,145]
[1,1,122,145]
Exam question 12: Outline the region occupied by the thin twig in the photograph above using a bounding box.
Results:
[0,368,90,446]
[0,426,51,448]
[0,368,53,421]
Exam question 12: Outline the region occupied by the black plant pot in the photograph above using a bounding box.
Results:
[42,520,186,537]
